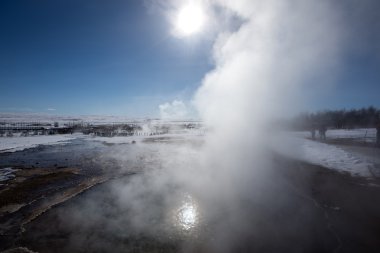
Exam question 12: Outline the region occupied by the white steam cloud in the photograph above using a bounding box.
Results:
[47,1,365,252]
[159,99,189,119]
[187,0,343,198]
[195,0,341,127]
[149,0,345,248]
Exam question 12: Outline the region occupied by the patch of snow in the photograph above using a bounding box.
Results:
[0,134,82,153]
[298,138,373,177]
[273,133,373,177]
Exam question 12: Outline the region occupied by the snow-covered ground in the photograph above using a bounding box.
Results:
[274,130,377,177]
[0,134,82,153]
[295,138,373,177]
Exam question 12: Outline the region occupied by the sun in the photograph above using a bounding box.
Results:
[175,3,205,37]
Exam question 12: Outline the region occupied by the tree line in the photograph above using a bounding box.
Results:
[290,106,380,130]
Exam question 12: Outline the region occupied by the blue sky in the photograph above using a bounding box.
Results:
[0,0,379,117]
[0,0,214,116]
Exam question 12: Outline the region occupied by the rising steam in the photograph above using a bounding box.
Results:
[46,1,357,252]
[191,0,343,199]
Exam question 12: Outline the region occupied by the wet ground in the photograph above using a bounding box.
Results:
[0,139,135,250]
[0,139,117,173]
[1,137,380,252]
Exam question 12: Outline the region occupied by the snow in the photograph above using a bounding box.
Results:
[0,134,82,153]
[296,138,373,177]
[274,132,375,177]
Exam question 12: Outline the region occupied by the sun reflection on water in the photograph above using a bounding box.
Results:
[176,195,198,231]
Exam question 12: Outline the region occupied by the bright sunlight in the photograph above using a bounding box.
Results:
[175,3,205,37]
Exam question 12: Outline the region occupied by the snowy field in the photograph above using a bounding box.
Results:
[275,129,378,177]
[294,137,373,177]
[0,134,82,153]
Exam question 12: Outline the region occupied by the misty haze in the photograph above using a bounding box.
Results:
[1,1,380,253]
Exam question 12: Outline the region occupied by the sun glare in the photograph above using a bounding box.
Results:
[175,4,205,37]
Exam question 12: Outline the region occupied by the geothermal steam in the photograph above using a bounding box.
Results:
[191,0,342,198]
[52,1,348,252]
